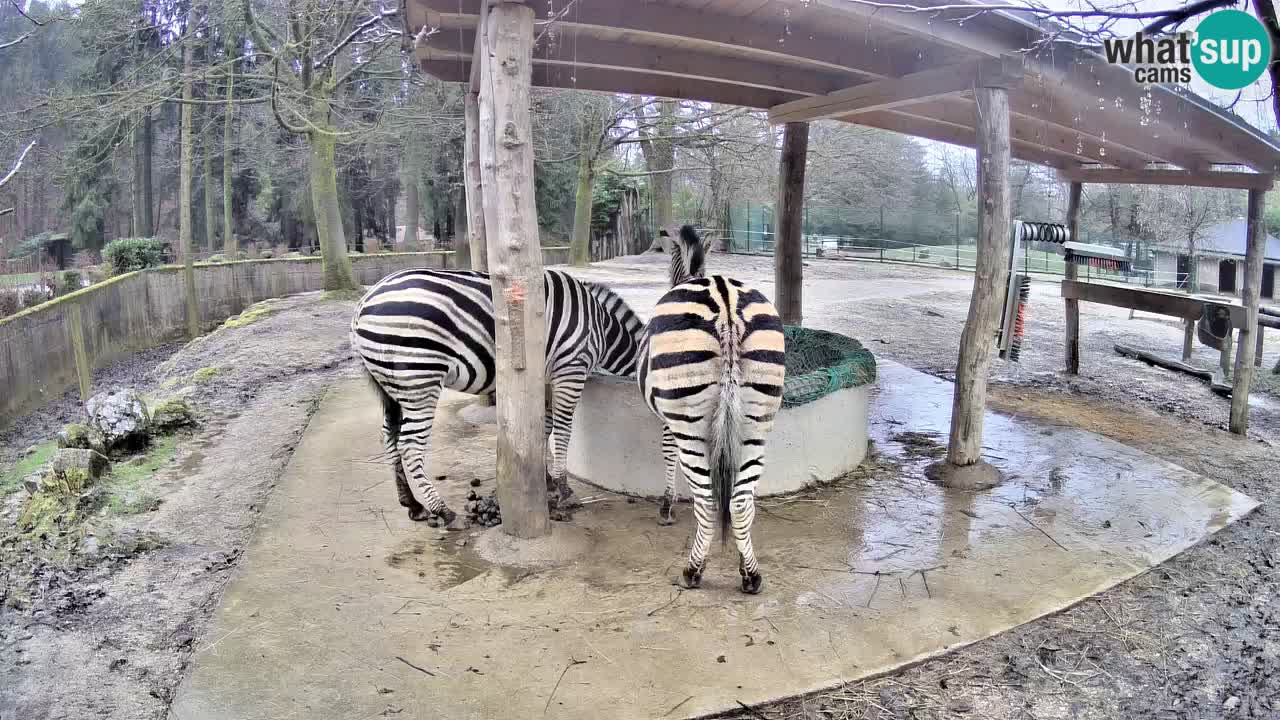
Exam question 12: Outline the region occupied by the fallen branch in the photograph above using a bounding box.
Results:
[1114,343,1211,381]
[544,656,587,714]
[647,588,683,617]
[1010,504,1069,552]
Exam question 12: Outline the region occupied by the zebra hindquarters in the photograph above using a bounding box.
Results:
[368,372,425,518]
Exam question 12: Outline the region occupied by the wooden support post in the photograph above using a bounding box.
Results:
[1063,181,1082,374]
[1182,318,1195,362]
[939,80,1012,486]
[1256,326,1265,367]
[1230,188,1267,434]
[774,121,808,326]
[479,1,549,538]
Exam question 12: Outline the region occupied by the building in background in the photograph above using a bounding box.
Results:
[1150,220,1280,299]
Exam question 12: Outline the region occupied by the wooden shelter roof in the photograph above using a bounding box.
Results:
[404,0,1280,185]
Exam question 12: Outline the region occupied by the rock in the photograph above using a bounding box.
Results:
[151,398,196,432]
[49,448,110,493]
[57,423,94,450]
[86,388,150,452]
[259,250,275,259]
[22,473,43,495]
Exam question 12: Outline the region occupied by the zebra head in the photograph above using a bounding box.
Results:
[665,224,714,287]
[585,282,647,377]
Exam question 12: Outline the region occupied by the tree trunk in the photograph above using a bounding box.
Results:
[945,83,1012,473]
[774,121,809,326]
[137,109,154,237]
[403,168,419,249]
[179,8,200,339]
[479,1,549,539]
[203,122,216,253]
[464,91,487,269]
[569,112,595,266]
[650,100,676,229]
[223,46,236,255]
[307,83,357,291]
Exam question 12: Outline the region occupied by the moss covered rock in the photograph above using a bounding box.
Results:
[50,448,110,493]
[151,398,196,432]
[57,423,95,450]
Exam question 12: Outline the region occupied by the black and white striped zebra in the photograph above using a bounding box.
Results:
[352,268,646,530]
[638,226,786,594]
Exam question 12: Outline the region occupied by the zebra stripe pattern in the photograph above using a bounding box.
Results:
[638,227,786,594]
[352,268,645,529]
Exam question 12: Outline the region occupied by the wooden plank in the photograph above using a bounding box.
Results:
[848,110,1077,170]
[1182,318,1195,362]
[478,1,550,538]
[1230,188,1267,434]
[1115,344,1213,381]
[421,54,803,109]
[768,59,1006,124]
[1256,326,1265,368]
[463,90,487,272]
[1061,279,1208,321]
[946,83,1011,468]
[1063,182,1081,374]
[1057,167,1275,191]
[774,121,808,325]
[417,0,924,81]
[434,28,846,97]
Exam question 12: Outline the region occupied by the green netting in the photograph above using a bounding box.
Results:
[782,325,877,408]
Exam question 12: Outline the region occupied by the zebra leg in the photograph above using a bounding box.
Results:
[733,494,763,594]
[547,365,588,509]
[382,397,424,516]
[658,425,678,526]
[680,439,714,589]
[397,385,468,530]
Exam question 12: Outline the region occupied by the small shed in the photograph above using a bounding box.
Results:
[1150,220,1280,297]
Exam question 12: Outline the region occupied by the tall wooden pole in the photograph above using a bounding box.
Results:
[942,73,1014,480]
[1230,188,1267,434]
[479,1,549,538]
[774,121,809,326]
[1063,181,1082,374]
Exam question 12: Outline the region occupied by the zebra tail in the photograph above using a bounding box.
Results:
[708,327,741,547]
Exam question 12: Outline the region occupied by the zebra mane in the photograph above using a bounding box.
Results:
[667,225,707,287]
[583,281,644,334]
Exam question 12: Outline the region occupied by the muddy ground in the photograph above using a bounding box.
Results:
[2,256,1279,719]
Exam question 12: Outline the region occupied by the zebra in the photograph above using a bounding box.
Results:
[351,268,646,530]
[638,225,786,594]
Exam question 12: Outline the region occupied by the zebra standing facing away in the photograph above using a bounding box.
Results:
[638,225,786,593]
[352,268,646,530]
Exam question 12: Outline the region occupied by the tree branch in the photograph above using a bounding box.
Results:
[0,140,36,190]
[315,9,398,68]
[0,30,33,50]
[9,0,44,26]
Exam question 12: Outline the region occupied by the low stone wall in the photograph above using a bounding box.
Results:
[0,248,571,425]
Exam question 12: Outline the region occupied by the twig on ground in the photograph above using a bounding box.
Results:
[664,695,694,716]
[736,700,769,719]
[544,656,587,714]
[1010,504,1069,551]
[648,588,683,616]
[395,655,435,677]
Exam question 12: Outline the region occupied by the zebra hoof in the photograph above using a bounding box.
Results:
[407,504,432,522]
[556,490,582,510]
[740,572,764,595]
[439,509,470,531]
[657,510,675,526]
[681,566,703,589]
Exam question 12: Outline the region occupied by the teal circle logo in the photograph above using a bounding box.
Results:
[1192,10,1272,90]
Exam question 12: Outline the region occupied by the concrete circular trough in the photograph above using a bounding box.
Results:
[567,329,876,498]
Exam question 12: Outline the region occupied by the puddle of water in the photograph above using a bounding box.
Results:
[387,537,491,589]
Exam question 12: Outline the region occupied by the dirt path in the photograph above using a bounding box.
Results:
[2,255,1278,719]
[0,293,359,720]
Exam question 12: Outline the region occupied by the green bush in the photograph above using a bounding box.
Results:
[103,237,167,274]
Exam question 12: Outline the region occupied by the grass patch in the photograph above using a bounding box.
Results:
[192,366,221,383]
[102,434,178,515]
[222,300,281,328]
[0,440,58,496]
[322,287,365,303]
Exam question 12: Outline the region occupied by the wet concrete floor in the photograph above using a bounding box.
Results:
[169,361,1257,720]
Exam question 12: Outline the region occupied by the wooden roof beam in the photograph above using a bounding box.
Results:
[768,56,1021,125]
[420,54,806,109]
[849,110,1084,170]
[1057,167,1275,190]
[430,29,849,98]
[416,0,926,81]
